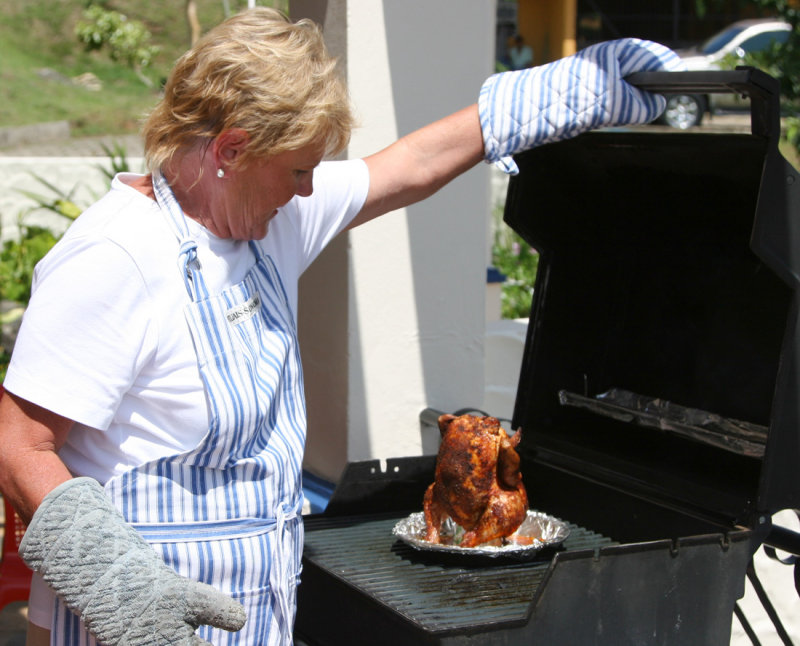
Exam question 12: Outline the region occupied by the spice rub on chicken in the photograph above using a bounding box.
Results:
[423,413,528,548]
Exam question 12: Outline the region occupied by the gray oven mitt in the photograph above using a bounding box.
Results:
[19,477,246,645]
[479,37,684,174]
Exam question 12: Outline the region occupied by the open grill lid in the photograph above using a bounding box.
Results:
[503,69,800,526]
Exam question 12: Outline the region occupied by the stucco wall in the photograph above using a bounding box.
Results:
[294,0,495,481]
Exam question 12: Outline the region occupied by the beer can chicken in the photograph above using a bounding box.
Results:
[423,413,528,548]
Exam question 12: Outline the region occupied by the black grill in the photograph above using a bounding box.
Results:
[295,69,800,645]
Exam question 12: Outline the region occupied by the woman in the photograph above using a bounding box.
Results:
[0,8,679,645]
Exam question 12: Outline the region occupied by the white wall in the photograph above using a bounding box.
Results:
[293,0,496,481]
[0,157,143,243]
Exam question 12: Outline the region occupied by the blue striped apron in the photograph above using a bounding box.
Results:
[51,171,307,645]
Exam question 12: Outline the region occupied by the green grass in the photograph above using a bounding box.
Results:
[0,0,265,137]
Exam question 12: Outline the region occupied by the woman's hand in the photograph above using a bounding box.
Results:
[20,478,247,645]
[479,38,683,175]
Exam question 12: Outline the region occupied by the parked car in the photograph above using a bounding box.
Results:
[657,18,791,129]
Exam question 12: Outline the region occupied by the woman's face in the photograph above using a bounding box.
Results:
[209,141,326,240]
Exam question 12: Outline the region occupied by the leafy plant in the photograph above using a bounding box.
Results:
[75,5,160,86]
[705,0,800,158]
[0,173,82,305]
[491,206,539,319]
[15,174,83,221]
[0,223,59,379]
[97,142,132,181]
[0,226,60,304]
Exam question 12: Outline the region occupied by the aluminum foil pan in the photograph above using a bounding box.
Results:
[393,510,570,558]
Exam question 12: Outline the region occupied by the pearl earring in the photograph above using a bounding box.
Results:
[216,168,225,178]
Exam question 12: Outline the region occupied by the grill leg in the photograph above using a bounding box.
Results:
[734,602,763,646]
[746,560,795,646]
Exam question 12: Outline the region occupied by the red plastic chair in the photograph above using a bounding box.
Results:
[0,497,32,611]
[0,385,33,611]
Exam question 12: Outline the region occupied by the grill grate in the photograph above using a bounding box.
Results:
[301,512,616,634]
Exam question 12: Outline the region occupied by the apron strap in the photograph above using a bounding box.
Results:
[130,516,281,543]
[271,500,302,644]
[151,169,208,301]
[178,238,201,298]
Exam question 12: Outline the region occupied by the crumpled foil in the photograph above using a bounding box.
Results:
[392,510,570,558]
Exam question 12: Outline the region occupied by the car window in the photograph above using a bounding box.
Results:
[700,25,747,54]
[738,30,790,54]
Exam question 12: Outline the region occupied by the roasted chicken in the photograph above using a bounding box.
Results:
[423,413,528,547]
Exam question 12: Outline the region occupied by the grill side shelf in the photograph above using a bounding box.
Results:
[299,513,615,636]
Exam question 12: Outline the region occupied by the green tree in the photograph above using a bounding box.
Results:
[75,5,160,86]
[703,0,800,151]
[746,1,800,149]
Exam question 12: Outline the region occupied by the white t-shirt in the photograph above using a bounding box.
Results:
[5,158,369,484]
[10,158,369,632]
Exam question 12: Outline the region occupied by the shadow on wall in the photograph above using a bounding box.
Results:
[383,0,494,426]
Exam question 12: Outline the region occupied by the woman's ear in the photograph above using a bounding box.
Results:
[213,128,250,170]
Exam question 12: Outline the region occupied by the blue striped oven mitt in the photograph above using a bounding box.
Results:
[479,38,684,174]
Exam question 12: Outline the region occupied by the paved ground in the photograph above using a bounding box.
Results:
[0,602,26,646]
[0,132,145,159]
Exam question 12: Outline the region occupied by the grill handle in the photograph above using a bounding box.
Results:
[626,68,781,139]
[419,406,499,429]
[764,519,800,559]
[419,407,444,429]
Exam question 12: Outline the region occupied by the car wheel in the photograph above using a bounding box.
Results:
[658,94,705,129]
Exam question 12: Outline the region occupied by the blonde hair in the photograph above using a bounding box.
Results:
[142,7,354,171]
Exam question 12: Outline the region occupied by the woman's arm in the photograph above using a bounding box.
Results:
[0,390,74,524]
[350,38,681,228]
[349,104,484,229]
